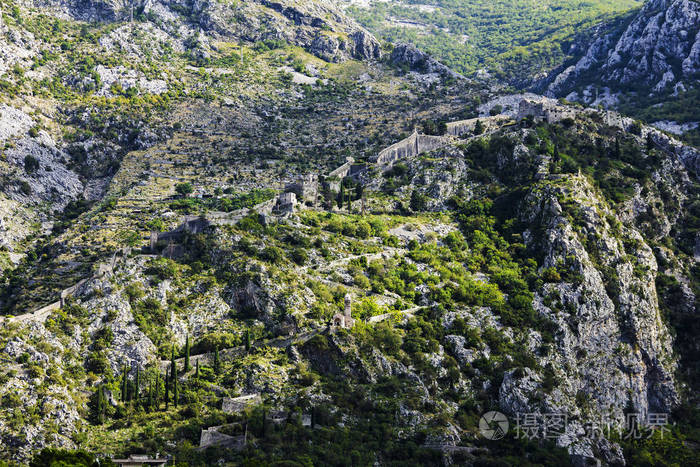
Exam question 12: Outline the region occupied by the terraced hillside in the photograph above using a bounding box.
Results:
[0,1,699,466]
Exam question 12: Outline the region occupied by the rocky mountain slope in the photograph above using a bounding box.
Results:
[542,0,700,145]
[0,0,698,466]
[546,0,699,97]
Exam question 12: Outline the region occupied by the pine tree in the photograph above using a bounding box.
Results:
[214,346,220,375]
[245,329,251,352]
[474,119,484,135]
[184,335,190,372]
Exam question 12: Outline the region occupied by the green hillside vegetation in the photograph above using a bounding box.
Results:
[347,0,642,81]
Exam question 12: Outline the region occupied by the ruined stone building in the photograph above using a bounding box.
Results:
[285,174,319,204]
[275,191,297,213]
[332,294,355,329]
[517,98,575,124]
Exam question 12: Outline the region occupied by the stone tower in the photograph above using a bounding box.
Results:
[344,294,352,320]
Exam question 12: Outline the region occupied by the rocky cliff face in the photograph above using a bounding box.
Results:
[546,0,700,100]
[22,0,381,62]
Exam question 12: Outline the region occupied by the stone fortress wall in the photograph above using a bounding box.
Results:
[8,248,129,323]
[371,130,452,166]
[445,115,513,137]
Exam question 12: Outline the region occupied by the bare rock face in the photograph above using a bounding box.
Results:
[390,43,462,79]
[505,174,679,462]
[25,0,381,63]
[547,0,700,97]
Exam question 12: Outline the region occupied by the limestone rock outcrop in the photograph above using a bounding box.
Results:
[546,0,700,98]
[391,43,462,79]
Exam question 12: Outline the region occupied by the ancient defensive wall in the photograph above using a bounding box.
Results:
[445,115,512,137]
[371,130,452,166]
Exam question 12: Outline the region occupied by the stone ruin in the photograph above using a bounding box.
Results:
[199,426,246,450]
[274,191,297,213]
[285,173,319,204]
[150,216,210,256]
[332,294,355,329]
[222,394,262,414]
[517,98,575,124]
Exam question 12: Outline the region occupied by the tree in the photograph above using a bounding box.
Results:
[30,448,103,467]
[338,183,345,208]
[134,366,140,403]
[173,365,178,407]
[184,335,190,372]
[261,408,268,438]
[410,190,428,212]
[646,133,655,152]
[170,345,176,378]
[165,368,170,409]
[146,218,165,232]
[474,119,484,135]
[214,346,221,375]
[24,155,40,173]
[121,365,128,402]
[95,386,106,424]
[175,182,194,197]
[195,359,200,379]
[245,329,251,352]
[355,183,364,201]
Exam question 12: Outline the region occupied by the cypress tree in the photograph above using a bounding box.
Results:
[170,345,176,378]
[96,386,105,424]
[173,365,178,407]
[245,329,251,352]
[262,408,267,438]
[195,359,200,379]
[165,368,170,409]
[135,366,140,403]
[154,373,159,408]
[184,335,190,372]
[214,346,220,375]
[121,365,128,402]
